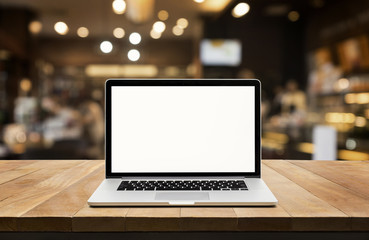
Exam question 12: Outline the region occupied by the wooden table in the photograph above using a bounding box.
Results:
[0,160,368,239]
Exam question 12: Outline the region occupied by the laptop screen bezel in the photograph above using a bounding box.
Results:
[105,79,261,178]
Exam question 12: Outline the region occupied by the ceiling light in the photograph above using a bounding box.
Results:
[129,32,141,45]
[288,11,300,22]
[201,0,232,12]
[128,49,140,61]
[194,0,205,3]
[158,10,169,21]
[29,20,42,34]
[232,2,250,18]
[54,21,69,35]
[172,25,184,36]
[112,0,126,14]
[177,18,188,29]
[77,27,89,38]
[150,29,161,39]
[153,21,166,33]
[100,41,113,53]
[113,27,125,38]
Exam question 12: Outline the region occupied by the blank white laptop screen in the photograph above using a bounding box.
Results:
[111,86,255,173]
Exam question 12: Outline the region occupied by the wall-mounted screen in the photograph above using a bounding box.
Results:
[200,39,242,66]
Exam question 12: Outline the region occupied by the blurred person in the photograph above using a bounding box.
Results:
[282,80,306,114]
[79,98,104,159]
[308,48,342,95]
[41,96,83,145]
[269,85,284,117]
[281,80,307,128]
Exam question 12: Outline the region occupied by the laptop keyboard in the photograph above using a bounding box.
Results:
[117,180,248,191]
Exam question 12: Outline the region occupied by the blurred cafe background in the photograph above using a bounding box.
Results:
[1,0,369,160]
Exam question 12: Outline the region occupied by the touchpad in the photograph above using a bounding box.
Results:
[155,192,210,201]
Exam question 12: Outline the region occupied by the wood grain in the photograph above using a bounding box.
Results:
[0,160,36,174]
[73,205,129,232]
[18,165,105,231]
[290,160,369,199]
[180,208,238,231]
[262,164,350,231]
[266,160,369,230]
[0,160,85,231]
[0,160,368,232]
[0,161,52,185]
[125,208,181,231]
[0,160,83,202]
[0,161,102,217]
[233,205,291,231]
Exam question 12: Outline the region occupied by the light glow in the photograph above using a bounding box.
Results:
[128,49,140,61]
[158,10,169,21]
[153,21,166,33]
[288,11,300,22]
[337,78,349,90]
[54,21,69,35]
[177,18,189,29]
[20,78,32,92]
[100,41,113,54]
[232,2,250,18]
[345,93,369,104]
[112,0,126,14]
[29,20,42,34]
[150,29,161,39]
[355,116,367,127]
[325,112,355,124]
[172,25,184,36]
[113,27,125,38]
[129,32,141,45]
[77,27,89,38]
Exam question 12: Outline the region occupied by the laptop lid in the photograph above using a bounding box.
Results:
[105,79,261,178]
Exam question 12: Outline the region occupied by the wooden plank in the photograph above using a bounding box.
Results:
[18,165,105,232]
[0,160,37,174]
[0,160,103,218]
[0,160,85,231]
[73,205,129,232]
[235,163,292,231]
[270,160,369,231]
[290,160,369,199]
[266,160,369,215]
[0,160,84,202]
[180,208,237,231]
[0,161,52,185]
[267,160,369,231]
[233,205,291,231]
[0,160,368,232]
[125,208,181,231]
[262,162,350,231]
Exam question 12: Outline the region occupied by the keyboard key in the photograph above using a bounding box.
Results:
[117,180,246,191]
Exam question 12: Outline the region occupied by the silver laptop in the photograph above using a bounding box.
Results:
[88,79,277,206]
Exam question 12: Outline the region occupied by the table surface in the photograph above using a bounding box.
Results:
[0,159,368,232]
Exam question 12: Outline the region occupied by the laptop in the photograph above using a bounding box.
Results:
[88,79,277,206]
